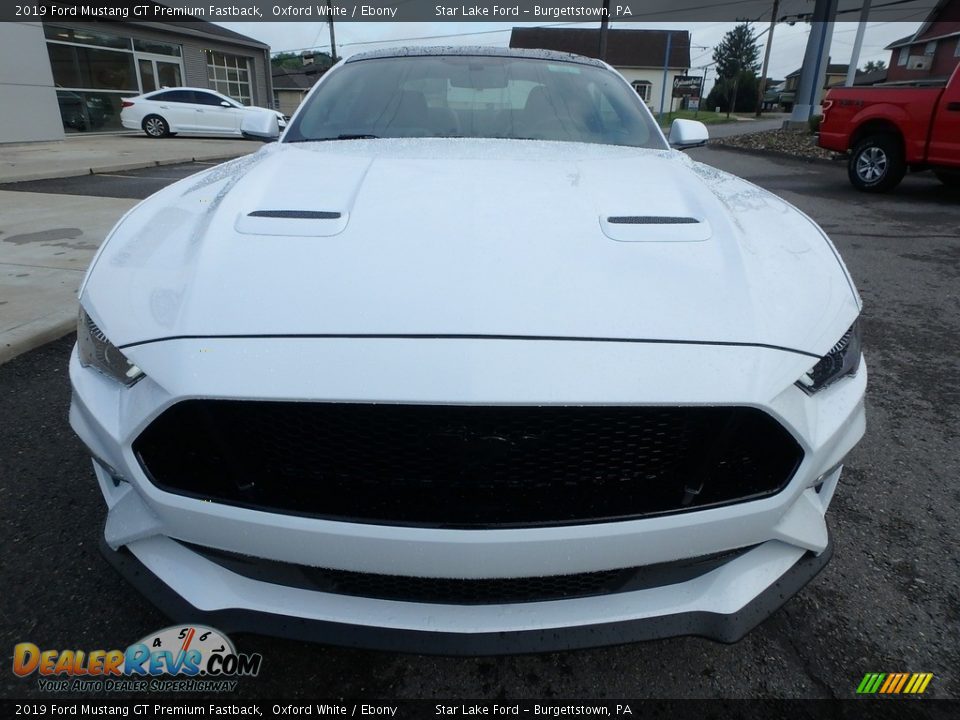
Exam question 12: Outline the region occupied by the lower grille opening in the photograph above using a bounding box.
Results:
[133,402,803,528]
[183,542,755,605]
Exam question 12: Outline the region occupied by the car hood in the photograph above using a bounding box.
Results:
[81,139,859,358]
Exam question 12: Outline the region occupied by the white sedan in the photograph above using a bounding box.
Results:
[119,86,287,138]
[72,47,865,653]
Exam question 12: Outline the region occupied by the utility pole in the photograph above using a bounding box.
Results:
[846,0,872,86]
[326,0,338,61]
[658,31,673,123]
[599,0,610,61]
[755,0,780,117]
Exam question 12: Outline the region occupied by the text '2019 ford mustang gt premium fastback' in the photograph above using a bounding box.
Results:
[70,47,865,654]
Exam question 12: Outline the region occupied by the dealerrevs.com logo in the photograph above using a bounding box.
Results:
[12,625,263,693]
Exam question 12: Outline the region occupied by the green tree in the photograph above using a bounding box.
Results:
[705,74,759,114]
[271,51,336,72]
[711,22,761,116]
[861,59,886,73]
[271,52,303,70]
[713,22,761,80]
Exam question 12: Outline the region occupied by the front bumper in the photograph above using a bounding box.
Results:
[100,533,833,654]
[70,337,865,653]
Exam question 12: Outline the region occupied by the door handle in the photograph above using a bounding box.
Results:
[946,102,960,112]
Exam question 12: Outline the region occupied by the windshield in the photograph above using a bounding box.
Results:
[284,55,666,149]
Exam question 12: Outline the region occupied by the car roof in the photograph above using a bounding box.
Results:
[345,45,607,69]
[146,87,223,95]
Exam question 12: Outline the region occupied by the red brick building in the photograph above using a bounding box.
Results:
[885,0,960,83]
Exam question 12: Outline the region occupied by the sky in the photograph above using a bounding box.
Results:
[219,18,924,91]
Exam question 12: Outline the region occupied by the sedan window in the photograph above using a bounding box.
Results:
[193,91,232,107]
[149,90,193,103]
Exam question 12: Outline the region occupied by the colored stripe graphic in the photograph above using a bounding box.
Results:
[857,672,932,694]
[879,674,896,693]
[893,673,909,693]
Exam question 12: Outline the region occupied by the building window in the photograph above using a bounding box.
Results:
[631,80,652,102]
[206,51,253,105]
[48,43,137,92]
[924,40,937,56]
[44,24,131,50]
[133,38,182,57]
[955,38,960,57]
[898,47,908,66]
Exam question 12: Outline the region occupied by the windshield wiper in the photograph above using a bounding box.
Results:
[323,134,381,141]
[286,134,381,143]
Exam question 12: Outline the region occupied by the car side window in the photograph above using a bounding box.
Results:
[192,91,226,107]
[150,90,193,103]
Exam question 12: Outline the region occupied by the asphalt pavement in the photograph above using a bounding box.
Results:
[0,161,222,200]
[1,148,958,701]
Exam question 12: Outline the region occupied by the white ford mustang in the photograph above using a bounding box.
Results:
[70,47,865,653]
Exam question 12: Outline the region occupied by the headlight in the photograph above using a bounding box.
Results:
[796,320,862,394]
[77,307,144,386]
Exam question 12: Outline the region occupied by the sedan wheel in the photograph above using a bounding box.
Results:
[143,115,169,138]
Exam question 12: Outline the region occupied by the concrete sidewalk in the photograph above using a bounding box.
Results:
[0,135,257,363]
[0,190,139,363]
[0,134,255,183]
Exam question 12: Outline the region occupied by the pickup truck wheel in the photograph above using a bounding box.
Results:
[934,170,960,187]
[849,134,905,193]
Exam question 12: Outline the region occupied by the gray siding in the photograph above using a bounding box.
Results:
[0,22,64,143]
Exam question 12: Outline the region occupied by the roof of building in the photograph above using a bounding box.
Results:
[508,27,691,69]
[914,0,960,40]
[885,0,960,48]
[271,66,327,90]
[126,5,271,50]
[885,33,917,50]
[827,68,888,86]
[786,63,850,78]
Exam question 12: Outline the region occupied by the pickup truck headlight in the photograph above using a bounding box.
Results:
[77,307,144,386]
[796,321,862,395]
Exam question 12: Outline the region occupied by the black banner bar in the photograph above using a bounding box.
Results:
[2,700,959,719]
[2,0,944,23]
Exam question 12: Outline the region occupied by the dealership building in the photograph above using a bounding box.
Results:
[0,19,272,144]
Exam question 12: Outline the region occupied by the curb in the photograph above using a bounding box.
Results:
[0,152,248,184]
[706,142,846,167]
[0,311,75,366]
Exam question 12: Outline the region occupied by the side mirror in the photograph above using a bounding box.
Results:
[220,100,232,108]
[241,112,280,142]
[668,119,709,150]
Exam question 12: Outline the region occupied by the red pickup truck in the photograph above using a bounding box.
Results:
[819,64,960,192]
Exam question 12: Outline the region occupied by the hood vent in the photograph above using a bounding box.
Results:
[600,214,711,243]
[235,208,349,237]
[607,216,700,225]
[248,210,341,220]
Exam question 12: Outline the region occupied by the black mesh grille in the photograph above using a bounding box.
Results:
[184,542,753,605]
[133,403,803,528]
